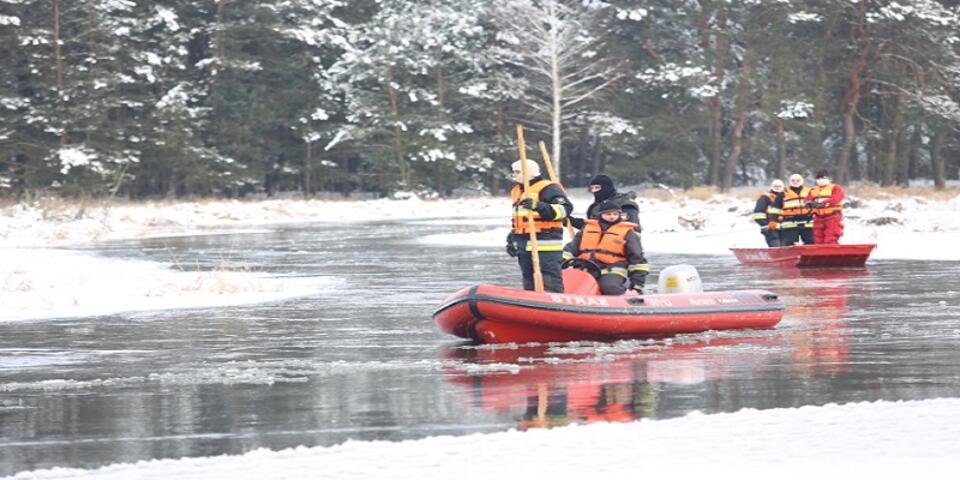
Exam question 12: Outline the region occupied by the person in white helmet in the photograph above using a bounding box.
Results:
[505,159,573,292]
[779,173,815,245]
[751,179,784,247]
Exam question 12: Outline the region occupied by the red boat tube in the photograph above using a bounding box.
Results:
[434,271,784,344]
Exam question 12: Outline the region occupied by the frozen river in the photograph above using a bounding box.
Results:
[2,219,960,475]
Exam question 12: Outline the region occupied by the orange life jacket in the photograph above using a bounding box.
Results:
[781,186,811,218]
[577,219,639,265]
[511,180,564,234]
[809,184,842,216]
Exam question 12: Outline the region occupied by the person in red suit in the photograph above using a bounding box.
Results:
[805,169,845,244]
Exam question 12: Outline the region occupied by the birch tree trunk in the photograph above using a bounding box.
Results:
[548,0,562,173]
[303,129,313,195]
[52,0,66,146]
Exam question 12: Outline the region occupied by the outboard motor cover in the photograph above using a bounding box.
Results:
[657,264,703,293]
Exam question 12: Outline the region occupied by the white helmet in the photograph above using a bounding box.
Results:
[511,159,541,178]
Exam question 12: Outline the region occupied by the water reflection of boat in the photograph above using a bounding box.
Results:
[767,268,865,375]
[730,244,876,267]
[441,336,779,429]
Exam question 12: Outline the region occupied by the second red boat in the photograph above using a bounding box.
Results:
[730,243,876,267]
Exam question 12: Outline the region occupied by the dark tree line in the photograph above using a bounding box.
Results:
[1,1,958,200]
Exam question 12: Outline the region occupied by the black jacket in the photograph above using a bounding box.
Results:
[752,191,783,228]
[572,191,641,231]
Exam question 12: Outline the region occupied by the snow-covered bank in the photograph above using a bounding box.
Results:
[0,196,507,248]
[9,398,960,479]
[419,188,960,261]
[2,188,959,323]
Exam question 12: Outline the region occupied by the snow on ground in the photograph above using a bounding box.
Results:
[9,398,960,480]
[3,188,960,478]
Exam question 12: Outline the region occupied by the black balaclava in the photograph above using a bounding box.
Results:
[589,174,616,202]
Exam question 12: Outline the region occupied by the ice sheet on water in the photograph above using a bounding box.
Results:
[447,362,522,374]
[0,247,343,323]
[0,358,450,393]
[0,349,94,370]
[408,218,501,226]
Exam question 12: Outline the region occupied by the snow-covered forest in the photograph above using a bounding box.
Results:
[1,0,959,199]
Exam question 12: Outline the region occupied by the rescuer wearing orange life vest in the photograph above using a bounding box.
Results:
[780,173,815,246]
[752,179,785,247]
[562,200,649,295]
[506,159,573,293]
[805,169,845,244]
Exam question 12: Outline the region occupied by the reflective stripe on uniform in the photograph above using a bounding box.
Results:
[550,204,567,219]
[628,264,649,273]
[601,267,628,278]
[525,239,564,251]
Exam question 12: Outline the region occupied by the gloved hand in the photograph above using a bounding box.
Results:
[569,216,585,230]
[518,198,537,211]
[505,233,518,257]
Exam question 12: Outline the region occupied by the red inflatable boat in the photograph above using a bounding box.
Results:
[730,244,876,267]
[433,270,784,344]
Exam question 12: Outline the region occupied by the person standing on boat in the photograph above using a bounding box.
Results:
[805,169,845,244]
[570,174,641,231]
[752,179,784,247]
[780,173,815,246]
[506,159,573,293]
[562,201,648,295]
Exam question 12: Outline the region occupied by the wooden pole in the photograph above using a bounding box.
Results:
[539,140,575,239]
[517,124,544,293]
